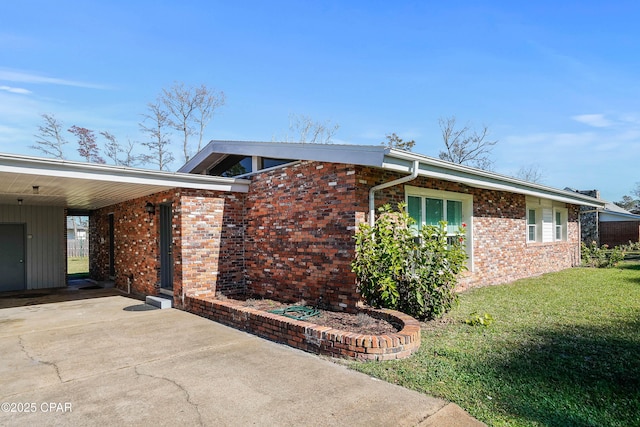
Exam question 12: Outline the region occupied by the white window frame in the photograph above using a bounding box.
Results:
[526,197,568,243]
[553,207,568,241]
[405,185,473,269]
[527,208,539,242]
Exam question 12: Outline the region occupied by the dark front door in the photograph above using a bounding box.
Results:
[159,204,173,291]
[108,214,115,278]
[0,224,26,292]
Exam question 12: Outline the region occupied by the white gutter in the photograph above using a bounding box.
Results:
[369,160,420,226]
[386,151,605,208]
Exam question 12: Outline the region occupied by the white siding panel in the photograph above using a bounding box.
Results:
[0,204,65,289]
[542,208,553,243]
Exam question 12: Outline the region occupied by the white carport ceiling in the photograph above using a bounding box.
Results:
[0,153,250,210]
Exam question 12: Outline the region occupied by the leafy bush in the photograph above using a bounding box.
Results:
[351,204,467,320]
[618,240,640,252]
[464,312,494,327]
[581,241,626,268]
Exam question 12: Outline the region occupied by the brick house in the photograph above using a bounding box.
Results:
[170,141,600,309]
[572,189,640,247]
[0,144,604,312]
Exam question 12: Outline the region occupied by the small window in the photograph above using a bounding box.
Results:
[425,198,443,225]
[208,155,252,177]
[261,157,294,169]
[447,200,462,234]
[527,209,537,242]
[407,196,422,230]
[553,208,567,241]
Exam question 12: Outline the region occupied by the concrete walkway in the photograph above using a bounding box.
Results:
[0,293,484,426]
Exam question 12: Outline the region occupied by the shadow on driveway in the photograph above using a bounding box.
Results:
[0,281,123,309]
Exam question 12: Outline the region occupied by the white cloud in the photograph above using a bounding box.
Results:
[497,114,640,202]
[0,85,31,94]
[571,114,613,128]
[0,68,110,90]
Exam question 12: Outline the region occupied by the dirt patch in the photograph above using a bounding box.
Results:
[229,297,399,335]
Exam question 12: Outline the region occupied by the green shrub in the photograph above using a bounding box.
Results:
[464,312,494,327]
[618,240,640,252]
[581,241,626,268]
[351,204,467,320]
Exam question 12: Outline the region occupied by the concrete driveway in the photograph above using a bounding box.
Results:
[0,293,483,426]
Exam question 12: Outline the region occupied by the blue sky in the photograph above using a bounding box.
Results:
[1,1,639,202]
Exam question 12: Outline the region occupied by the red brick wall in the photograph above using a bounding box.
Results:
[90,188,245,307]
[91,190,180,296]
[354,167,582,289]
[178,189,245,299]
[245,161,361,310]
[185,294,421,361]
[243,163,583,309]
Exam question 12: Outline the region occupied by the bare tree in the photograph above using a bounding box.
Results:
[121,139,143,168]
[101,131,121,165]
[285,113,339,143]
[438,116,497,170]
[31,113,68,159]
[615,183,640,213]
[139,102,175,171]
[160,82,225,162]
[193,84,225,153]
[381,133,416,151]
[101,131,142,167]
[515,164,545,184]
[69,125,104,163]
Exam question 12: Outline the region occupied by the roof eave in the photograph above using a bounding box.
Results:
[384,150,605,208]
[601,210,640,220]
[178,141,605,208]
[0,153,251,193]
[179,140,390,173]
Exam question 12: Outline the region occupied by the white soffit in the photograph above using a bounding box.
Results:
[0,153,250,210]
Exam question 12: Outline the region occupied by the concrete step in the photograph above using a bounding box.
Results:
[145,295,173,309]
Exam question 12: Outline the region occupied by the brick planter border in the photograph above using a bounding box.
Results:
[185,295,421,361]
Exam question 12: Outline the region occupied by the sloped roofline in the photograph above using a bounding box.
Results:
[0,152,249,191]
[602,202,640,220]
[0,152,251,210]
[179,140,604,208]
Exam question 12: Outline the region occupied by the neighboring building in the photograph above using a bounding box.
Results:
[572,189,640,247]
[0,144,604,311]
[66,217,88,241]
[67,216,89,258]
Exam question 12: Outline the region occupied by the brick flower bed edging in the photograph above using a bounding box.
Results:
[185,295,421,361]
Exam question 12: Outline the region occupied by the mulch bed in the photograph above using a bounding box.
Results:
[225,297,399,335]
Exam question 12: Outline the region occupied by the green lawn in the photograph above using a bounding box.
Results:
[350,262,640,427]
[67,257,89,275]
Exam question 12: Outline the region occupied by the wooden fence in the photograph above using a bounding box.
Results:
[67,239,89,258]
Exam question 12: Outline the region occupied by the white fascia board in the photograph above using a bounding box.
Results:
[0,154,250,193]
[383,153,604,208]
